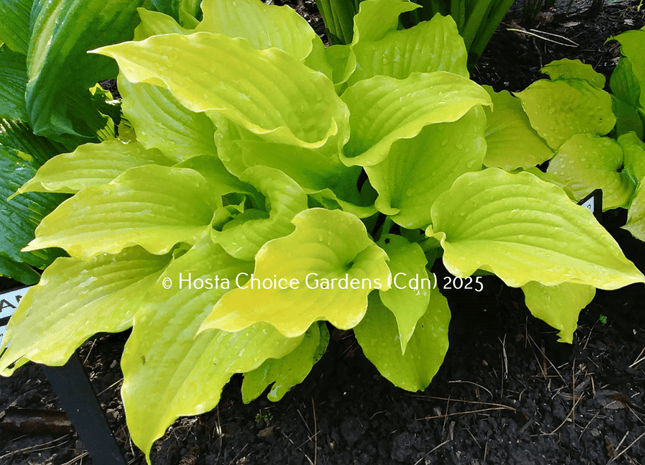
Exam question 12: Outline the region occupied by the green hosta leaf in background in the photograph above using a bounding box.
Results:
[367,106,486,228]
[0,119,64,164]
[427,168,645,289]
[25,165,220,260]
[482,86,553,171]
[199,208,390,337]
[27,0,145,142]
[517,79,616,150]
[0,247,171,375]
[541,58,606,89]
[0,254,40,284]
[620,132,645,185]
[0,0,32,54]
[0,46,28,121]
[613,96,644,139]
[521,281,595,343]
[0,146,66,270]
[611,57,641,110]
[341,71,491,166]
[95,32,349,151]
[150,0,202,27]
[347,13,469,86]
[611,29,645,109]
[354,289,450,392]
[214,166,308,261]
[624,181,645,241]
[18,139,173,194]
[118,77,218,163]
[195,0,316,61]
[242,322,329,403]
[547,134,634,210]
[121,235,300,459]
[377,235,431,353]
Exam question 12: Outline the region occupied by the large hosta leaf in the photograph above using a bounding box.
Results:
[0,254,40,284]
[541,58,605,89]
[517,79,616,150]
[119,77,218,163]
[121,236,300,458]
[0,146,66,270]
[0,119,64,161]
[0,247,171,375]
[521,281,595,343]
[426,168,645,289]
[199,208,390,337]
[367,106,486,228]
[27,0,144,141]
[0,46,28,121]
[242,322,329,403]
[18,139,173,194]
[547,134,634,210]
[341,71,491,166]
[195,0,316,61]
[611,57,641,110]
[95,32,349,150]
[482,86,553,171]
[214,166,308,260]
[347,13,468,86]
[624,181,645,241]
[611,29,645,108]
[0,0,32,54]
[25,165,220,260]
[377,235,431,353]
[352,0,419,45]
[354,289,450,392]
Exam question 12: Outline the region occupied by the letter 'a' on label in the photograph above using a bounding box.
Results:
[0,286,32,345]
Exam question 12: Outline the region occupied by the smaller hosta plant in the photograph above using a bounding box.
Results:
[0,0,643,461]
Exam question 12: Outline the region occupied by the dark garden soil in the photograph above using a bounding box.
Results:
[2,1,645,464]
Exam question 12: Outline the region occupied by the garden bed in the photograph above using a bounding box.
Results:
[1,1,645,464]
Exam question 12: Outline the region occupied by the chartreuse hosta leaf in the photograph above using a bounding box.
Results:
[195,0,316,61]
[118,77,218,163]
[150,0,201,28]
[341,71,491,167]
[18,140,173,194]
[0,146,66,270]
[122,235,301,459]
[377,235,431,353]
[427,168,645,289]
[352,0,419,45]
[547,134,635,210]
[482,86,553,171]
[0,0,32,54]
[0,247,171,375]
[367,107,486,229]
[541,58,606,89]
[25,165,221,260]
[94,32,349,151]
[517,79,616,150]
[354,288,450,392]
[27,0,144,141]
[347,13,469,86]
[620,132,645,185]
[199,208,390,337]
[521,282,595,343]
[242,322,329,403]
[0,46,28,122]
[214,166,308,260]
[133,8,192,40]
[611,29,645,109]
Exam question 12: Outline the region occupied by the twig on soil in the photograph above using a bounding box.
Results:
[311,397,317,465]
[629,346,645,368]
[615,431,630,453]
[60,452,89,465]
[97,377,123,397]
[448,380,492,398]
[415,438,450,464]
[548,393,585,435]
[527,334,566,385]
[572,361,576,430]
[578,411,602,441]
[297,407,313,437]
[418,406,515,421]
[0,434,70,460]
[609,430,645,463]
[227,443,248,465]
[216,405,223,450]
[410,395,513,411]
[507,28,580,47]
[83,340,96,364]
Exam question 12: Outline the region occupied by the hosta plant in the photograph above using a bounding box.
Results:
[1,0,643,461]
